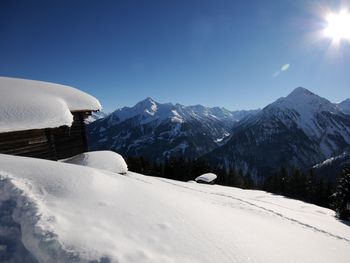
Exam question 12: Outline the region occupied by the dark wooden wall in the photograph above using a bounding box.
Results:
[0,112,89,160]
[0,129,56,159]
[53,112,88,159]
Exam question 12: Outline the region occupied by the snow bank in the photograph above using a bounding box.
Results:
[0,77,101,132]
[195,173,217,183]
[62,151,128,174]
[0,154,350,263]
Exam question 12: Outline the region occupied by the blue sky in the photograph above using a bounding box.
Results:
[0,0,349,112]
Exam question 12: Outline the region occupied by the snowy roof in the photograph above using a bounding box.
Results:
[1,154,350,262]
[0,77,101,133]
[195,173,217,183]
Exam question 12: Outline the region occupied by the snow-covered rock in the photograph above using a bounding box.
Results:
[62,151,128,174]
[0,77,101,132]
[1,154,350,263]
[195,173,217,183]
[0,154,350,262]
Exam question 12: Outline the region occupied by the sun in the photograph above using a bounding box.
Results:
[324,9,350,43]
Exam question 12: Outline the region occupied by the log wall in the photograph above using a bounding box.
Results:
[0,112,90,160]
[53,112,88,159]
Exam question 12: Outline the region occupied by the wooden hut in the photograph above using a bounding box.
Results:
[0,77,101,160]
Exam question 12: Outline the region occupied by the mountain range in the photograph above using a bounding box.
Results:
[205,87,350,178]
[87,98,258,162]
[87,88,350,178]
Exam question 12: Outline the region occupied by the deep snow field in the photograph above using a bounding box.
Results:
[0,153,350,263]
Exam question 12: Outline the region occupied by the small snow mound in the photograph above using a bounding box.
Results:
[63,151,128,174]
[195,173,217,183]
[187,180,197,183]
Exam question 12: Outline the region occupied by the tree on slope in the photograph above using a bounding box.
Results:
[333,164,350,220]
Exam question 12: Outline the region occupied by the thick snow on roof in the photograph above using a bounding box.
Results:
[0,154,350,263]
[195,173,217,183]
[0,77,101,133]
[62,151,128,174]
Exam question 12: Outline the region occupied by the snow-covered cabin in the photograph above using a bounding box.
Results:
[0,77,101,160]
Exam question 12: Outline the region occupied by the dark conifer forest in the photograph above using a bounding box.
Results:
[126,156,345,209]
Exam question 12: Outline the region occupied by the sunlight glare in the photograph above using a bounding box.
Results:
[324,9,350,43]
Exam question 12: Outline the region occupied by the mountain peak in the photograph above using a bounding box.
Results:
[133,97,159,115]
[133,97,159,110]
[264,87,337,119]
[338,98,350,115]
[340,98,350,104]
[282,87,331,106]
[288,87,315,97]
[138,97,156,105]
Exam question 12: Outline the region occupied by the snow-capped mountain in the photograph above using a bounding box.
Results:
[337,98,350,115]
[85,111,108,124]
[87,98,258,161]
[204,87,350,177]
[87,90,350,177]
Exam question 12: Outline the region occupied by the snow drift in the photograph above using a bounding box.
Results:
[62,151,128,174]
[0,77,101,133]
[0,153,350,263]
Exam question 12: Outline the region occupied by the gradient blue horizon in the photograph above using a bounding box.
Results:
[0,0,349,112]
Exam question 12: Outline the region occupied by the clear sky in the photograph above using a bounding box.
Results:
[0,0,349,112]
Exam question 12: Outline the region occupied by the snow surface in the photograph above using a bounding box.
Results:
[0,77,101,132]
[62,151,128,174]
[0,154,350,263]
[195,173,217,183]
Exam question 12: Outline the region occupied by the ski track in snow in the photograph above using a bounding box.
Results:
[147,176,350,244]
